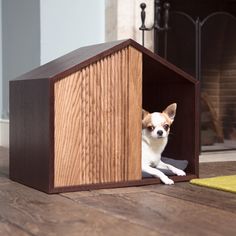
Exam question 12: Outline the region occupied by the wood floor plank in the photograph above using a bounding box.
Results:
[141,182,236,213]
[200,161,236,178]
[0,219,32,236]
[0,181,157,236]
[61,186,150,200]
[141,161,236,213]
[67,190,236,236]
[1,146,236,236]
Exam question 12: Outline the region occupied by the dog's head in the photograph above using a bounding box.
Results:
[142,103,177,139]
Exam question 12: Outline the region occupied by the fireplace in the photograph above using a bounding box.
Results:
[201,14,236,150]
[140,0,236,151]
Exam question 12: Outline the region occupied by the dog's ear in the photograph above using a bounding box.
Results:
[142,109,149,120]
[163,103,177,121]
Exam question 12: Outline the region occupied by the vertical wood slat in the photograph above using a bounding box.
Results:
[100,58,105,183]
[95,61,100,184]
[117,51,122,182]
[124,48,129,181]
[81,68,86,184]
[127,47,142,180]
[110,54,115,183]
[54,46,142,187]
[89,64,94,184]
[114,53,118,182]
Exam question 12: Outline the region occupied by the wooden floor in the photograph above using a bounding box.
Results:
[1,147,236,236]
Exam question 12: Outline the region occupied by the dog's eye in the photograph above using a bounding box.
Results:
[163,124,170,131]
[147,126,155,131]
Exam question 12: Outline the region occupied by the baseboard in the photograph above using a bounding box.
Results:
[0,119,9,147]
[200,150,236,163]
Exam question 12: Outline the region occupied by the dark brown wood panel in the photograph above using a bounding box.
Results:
[9,79,51,193]
[12,39,197,85]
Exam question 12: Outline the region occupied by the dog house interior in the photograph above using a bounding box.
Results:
[10,39,199,193]
[142,51,199,183]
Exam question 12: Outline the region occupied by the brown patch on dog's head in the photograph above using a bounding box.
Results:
[142,109,149,120]
[142,109,153,130]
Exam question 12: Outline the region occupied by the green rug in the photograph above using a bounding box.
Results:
[190,175,236,194]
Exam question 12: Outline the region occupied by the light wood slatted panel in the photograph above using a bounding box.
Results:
[127,47,142,180]
[54,46,142,187]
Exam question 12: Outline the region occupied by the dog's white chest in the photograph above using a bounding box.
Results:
[141,137,167,167]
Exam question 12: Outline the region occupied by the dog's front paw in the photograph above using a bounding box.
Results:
[161,176,174,185]
[175,169,186,176]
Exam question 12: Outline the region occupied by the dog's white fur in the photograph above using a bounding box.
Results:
[142,103,186,184]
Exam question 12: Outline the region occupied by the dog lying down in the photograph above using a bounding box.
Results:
[142,103,187,185]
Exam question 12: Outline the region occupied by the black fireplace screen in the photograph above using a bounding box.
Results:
[140,1,236,151]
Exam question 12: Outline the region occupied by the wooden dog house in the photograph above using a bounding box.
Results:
[10,39,199,193]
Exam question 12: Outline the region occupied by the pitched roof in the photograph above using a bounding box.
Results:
[13,39,197,84]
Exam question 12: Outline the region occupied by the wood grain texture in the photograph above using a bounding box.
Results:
[0,187,158,236]
[3,148,236,235]
[54,47,142,187]
[143,181,236,214]
[64,190,236,236]
[127,47,142,180]
[1,148,157,236]
[0,220,31,236]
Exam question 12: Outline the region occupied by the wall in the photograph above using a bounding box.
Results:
[0,0,2,119]
[0,0,105,121]
[0,0,105,147]
[105,0,154,51]
[40,0,105,64]
[0,0,5,147]
[2,0,41,119]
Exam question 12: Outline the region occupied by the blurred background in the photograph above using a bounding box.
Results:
[1,0,236,157]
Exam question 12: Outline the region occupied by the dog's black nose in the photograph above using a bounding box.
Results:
[157,130,163,136]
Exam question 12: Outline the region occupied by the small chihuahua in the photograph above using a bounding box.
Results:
[142,103,186,184]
